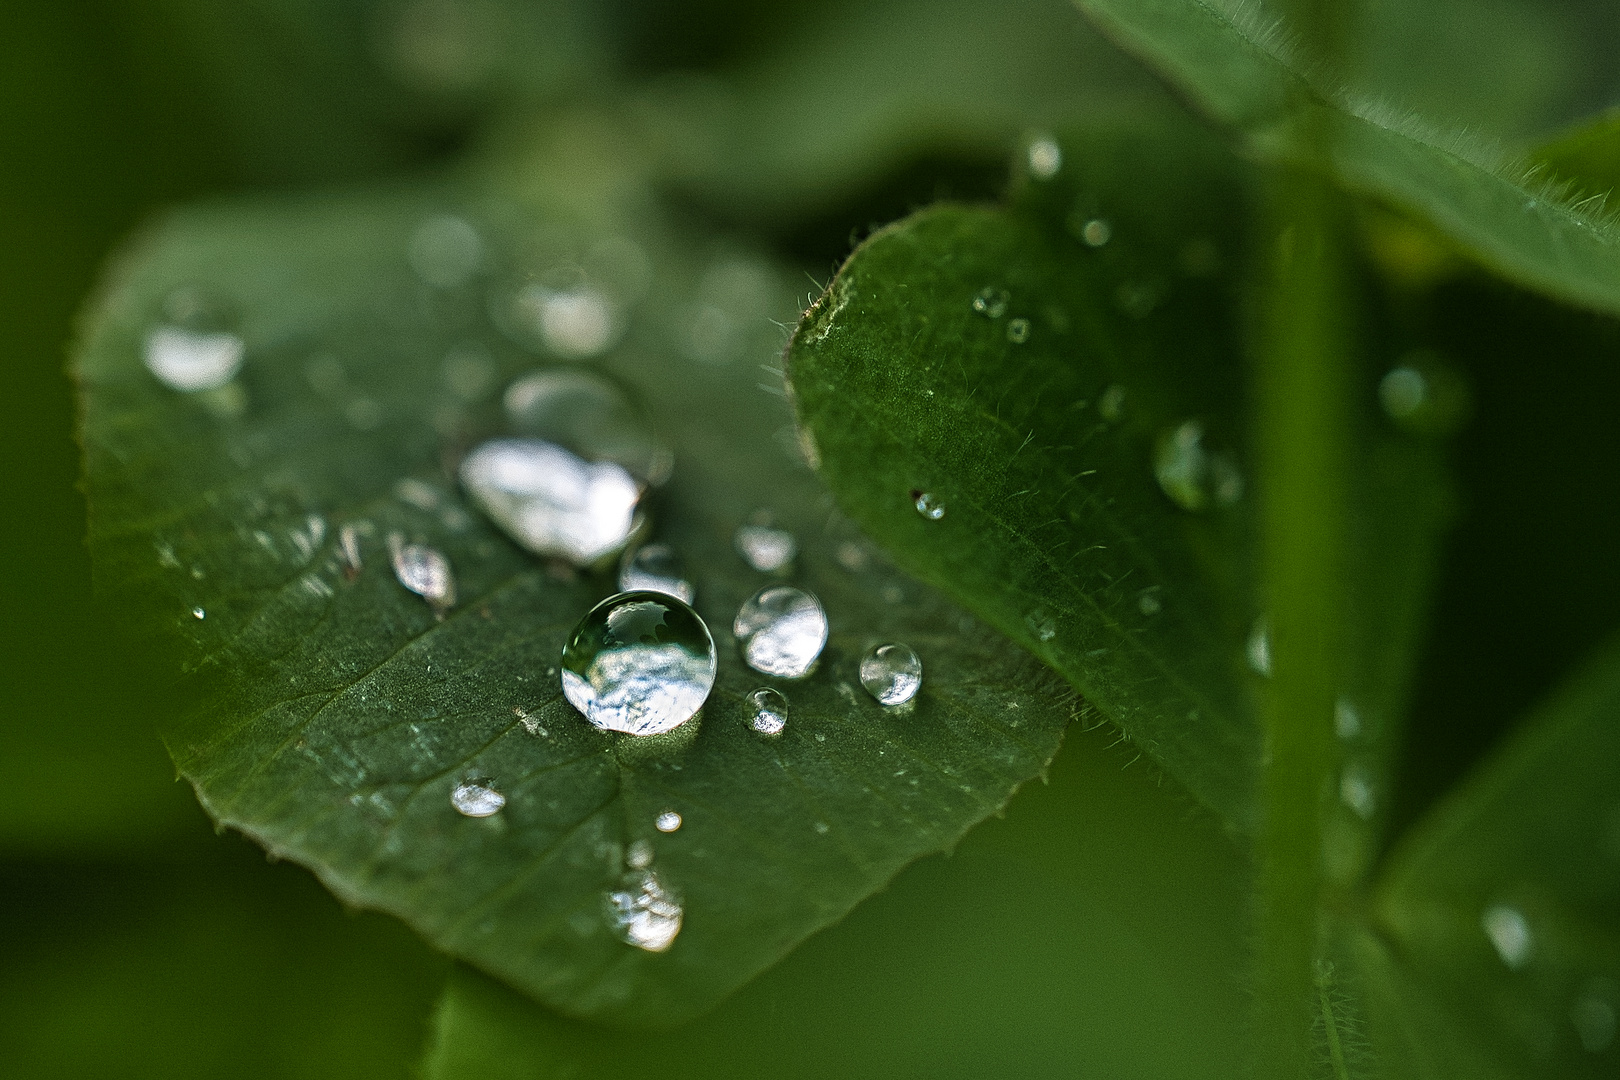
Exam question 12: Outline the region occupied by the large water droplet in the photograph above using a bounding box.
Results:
[747,687,788,735]
[389,534,455,609]
[451,779,505,817]
[655,810,683,833]
[561,591,716,736]
[606,870,683,952]
[734,586,827,678]
[860,643,922,705]
[912,491,945,520]
[503,369,671,484]
[1027,136,1062,179]
[1481,904,1533,969]
[409,215,483,288]
[735,524,797,573]
[144,327,245,392]
[619,543,694,603]
[1154,420,1244,511]
[460,438,641,565]
[972,286,1009,319]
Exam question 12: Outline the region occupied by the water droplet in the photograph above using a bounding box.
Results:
[561,592,716,736]
[1481,904,1533,969]
[619,543,694,603]
[972,286,1009,319]
[1339,761,1376,819]
[747,687,788,735]
[503,369,671,484]
[1026,610,1057,642]
[1006,317,1031,344]
[1247,618,1272,677]
[913,491,945,520]
[144,327,245,392]
[1380,365,1427,419]
[191,607,206,620]
[1081,218,1112,247]
[734,524,797,573]
[1098,384,1126,421]
[1154,420,1243,511]
[1027,136,1062,179]
[460,439,641,565]
[813,821,830,834]
[626,839,654,869]
[733,586,827,678]
[606,870,682,952]
[1334,697,1361,740]
[1572,977,1620,1053]
[655,810,683,833]
[860,643,922,705]
[1137,591,1161,616]
[451,779,504,817]
[409,215,483,288]
[512,282,620,359]
[389,534,455,609]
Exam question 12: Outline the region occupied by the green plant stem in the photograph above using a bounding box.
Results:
[1252,167,1352,1079]
[1317,969,1351,1080]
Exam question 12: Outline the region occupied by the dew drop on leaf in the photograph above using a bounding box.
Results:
[144,327,245,392]
[734,523,796,572]
[1006,317,1030,344]
[1137,590,1161,616]
[971,286,1009,318]
[1080,218,1112,247]
[1481,904,1534,970]
[388,534,455,609]
[1026,136,1062,179]
[733,586,827,678]
[513,283,620,359]
[626,839,653,869]
[860,643,922,706]
[451,779,504,818]
[619,543,694,603]
[460,438,641,565]
[605,870,683,953]
[912,491,945,520]
[655,810,683,833]
[560,591,716,736]
[746,687,788,735]
[191,606,206,620]
[1246,618,1272,677]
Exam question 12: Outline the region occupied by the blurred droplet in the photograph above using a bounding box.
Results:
[735,524,796,573]
[1481,904,1533,970]
[409,215,483,288]
[1006,317,1031,344]
[734,586,827,678]
[1154,421,1243,511]
[389,534,455,609]
[504,368,671,484]
[461,438,640,564]
[451,779,505,818]
[972,286,1009,319]
[1247,618,1271,677]
[605,870,682,952]
[655,810,683,833]
[913,491,945,520]
[144,327,245,392]
[1098,384,1126,421]
[1027,136,1062,179]
[619,543,694,603]
[561,591,716,736]
[1081,218,1112,247]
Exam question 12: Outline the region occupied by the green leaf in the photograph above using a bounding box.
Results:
[1068,0,1620,319]
[74,127,1073,1025]
[421,721,1251,1080]
[1366,634,1620,1077]
[787,111,1452,835]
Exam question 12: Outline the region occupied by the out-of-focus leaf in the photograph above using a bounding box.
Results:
[74,122,1074,1025]
[787,111,1452,837]
[1068,0,1620,319]
[421,720,1250,1080]
[1368,634,1620,1077]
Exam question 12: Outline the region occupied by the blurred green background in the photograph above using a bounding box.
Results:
[8,0,1620,1075]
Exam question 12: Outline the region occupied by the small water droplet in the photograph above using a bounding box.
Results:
[655,810,683,833]
[735,524,797,573]
[1081,218,1112,247]
[460,438,641,565]
[972,286,1010,319]
[1005,317,1031,344]
[1334,697,1361,740]
[1481,904,1533,969]
[513,282,620,359]
[1137,591,1161,616]
[734,586,827,678]
[1027,136,1062,179]
[1098,384,1127,421]
[619,543,694,603]
[1154,420,1243,511]
[813,821,830,834]
[1572,977,1620,1053]
[913,491,945,520]
[1247,618,1272,677]
[409,215,483,289]
[561,592,716,736]
[144,327,245,392]
[860,643,922,705]
[389,534,455,609]
[1339,762,1376,819]
[626,839,654,869]
[746,687,788,735]
[451,779,504,817]
[191,606,206,619]
[605,870,682,952]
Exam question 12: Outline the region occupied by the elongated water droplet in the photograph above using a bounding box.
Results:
[735,524,796,572]
[451,779,504,818]
[655,810,683,833]
[860,643,922,705]
[561,591,716,736]
[460,438,641,565]
[606,870,682,952]
[1027,137,1062,179]
[1247,618,1272,677]
[734,586,827,678]
[1482,904,1533,969]
[1339,762,1376,819]
[912,491,945,520]
[972,286,1009,318]
[1006,317,1030,344]
[145,327,245,392]
[409,215,483,288]
[1081,218,1112,247]
[619,543,694,603]
[389,534,455,609]
[747,687,788,735]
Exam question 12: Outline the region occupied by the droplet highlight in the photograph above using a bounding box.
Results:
[860,643,922,706]
[1081,218,1112,247]
[389,534,455,610]
[144,327,245,392]
[606,870,683,952]
[561,591,716,736]
[655,810,683,833]
[972,286,1009,319]
[451,779,505,818]
[1481,904,1533,970]
[913,491,945,520]
[733,586,827,679]
[747,687,788,735]
[619,543,694,603]
[460,438,641,565]
[1027,137,1062,179]
[735,524,797,573]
